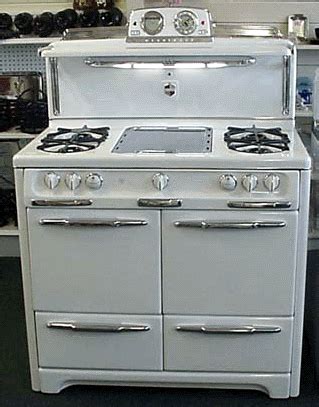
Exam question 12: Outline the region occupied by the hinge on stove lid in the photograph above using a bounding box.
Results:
[49,57,60,116]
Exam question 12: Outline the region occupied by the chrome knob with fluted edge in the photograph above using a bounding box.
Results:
[219,174,237,191]
[152,173,169,191]
[264,174,280,192]
[44,172,60,190]
[242,174,258,192]
[85,173,103,190]
[65,173,81,190]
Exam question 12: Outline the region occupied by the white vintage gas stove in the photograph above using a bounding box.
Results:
[14,7,311,399]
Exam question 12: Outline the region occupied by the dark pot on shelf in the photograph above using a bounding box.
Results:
[0,13,12,30]
[100,7,123,26]
[55,9,78,33]
[14,13,34,35]
[80,9,100,27]
[34,12,55,37]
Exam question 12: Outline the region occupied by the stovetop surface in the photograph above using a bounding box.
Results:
[14,119,311,170]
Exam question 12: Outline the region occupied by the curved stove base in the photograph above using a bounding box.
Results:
[37,368,292,399]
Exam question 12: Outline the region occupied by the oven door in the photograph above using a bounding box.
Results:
[27,209,161,313]
[162,210,298,316]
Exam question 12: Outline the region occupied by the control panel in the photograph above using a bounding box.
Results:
[127,7,213,43]
[24,169,299,210]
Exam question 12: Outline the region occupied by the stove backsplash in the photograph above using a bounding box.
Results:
[44,41,296,120]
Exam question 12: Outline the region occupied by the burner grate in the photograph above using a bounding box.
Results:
[224,125,290,154]
[37,125,109,154]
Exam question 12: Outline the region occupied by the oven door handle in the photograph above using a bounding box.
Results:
[32,199,93,207]
[39,219,148,227]
[138,198,182,208]
[227,201,291,209]
[174,220,286,229]
[47,322,151,333]
[176,325,281,334]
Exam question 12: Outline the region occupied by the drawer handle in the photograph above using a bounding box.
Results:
[174,221,286,229]
[176,325,281,334]
[39,219,148,227]
[47,322,151,333]
[138,198,182,208]
[32,199,93,207]
[227,201,291,209]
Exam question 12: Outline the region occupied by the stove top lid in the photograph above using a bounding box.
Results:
[112,126,213,154]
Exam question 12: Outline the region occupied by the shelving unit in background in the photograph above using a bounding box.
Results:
[0,37,60,46]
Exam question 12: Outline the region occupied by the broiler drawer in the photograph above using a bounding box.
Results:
[36,313,163,370]
[164,316,293,373]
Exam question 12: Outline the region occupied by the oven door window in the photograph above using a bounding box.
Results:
[162,210,298,316]
[27,209,161,314]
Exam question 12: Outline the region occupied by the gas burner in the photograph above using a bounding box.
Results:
[224,125,290,154]
[37,125,109,154]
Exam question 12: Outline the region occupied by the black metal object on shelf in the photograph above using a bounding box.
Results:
[16,89,48,134]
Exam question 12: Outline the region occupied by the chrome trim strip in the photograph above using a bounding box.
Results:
[227,201,291,209]
[39,219,148,227]
[31,199,93,207]
[282,55,291,116]
[84,57,256,69]
[174,221,286,229]
[50,57,60,116]
[47,322,150,333]
[138,198,182,208]
[176,325,281,334]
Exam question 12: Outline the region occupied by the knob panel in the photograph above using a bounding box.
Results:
[65,173,82,190]
[44,172,60,190]
[152,173,169,191]
[242,174,258,192]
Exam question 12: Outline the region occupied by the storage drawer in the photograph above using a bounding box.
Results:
[164,316,293,373]
[36,313,163,371]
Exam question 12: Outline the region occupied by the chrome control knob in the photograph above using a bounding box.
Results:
[65,173,81,190]
[86,173,103,190]
[264,174,280,192]
[219,174,237,191]
[44,172,60,190]
[152,173,169,191]
[242,174,258,192]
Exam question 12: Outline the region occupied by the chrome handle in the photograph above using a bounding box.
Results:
[176,325,281,334]
[174,221,286,229]
[47,322,150,333]
[84,58,256,69]
[32,199,93,207]
[282,55,291,116]
[84,59,117,68]
[50,57,60,116]
[138,198,182,208]
[136,150,175,154]
[227,201,291,209]
[208,57,256,68]
[39,219,148,227]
